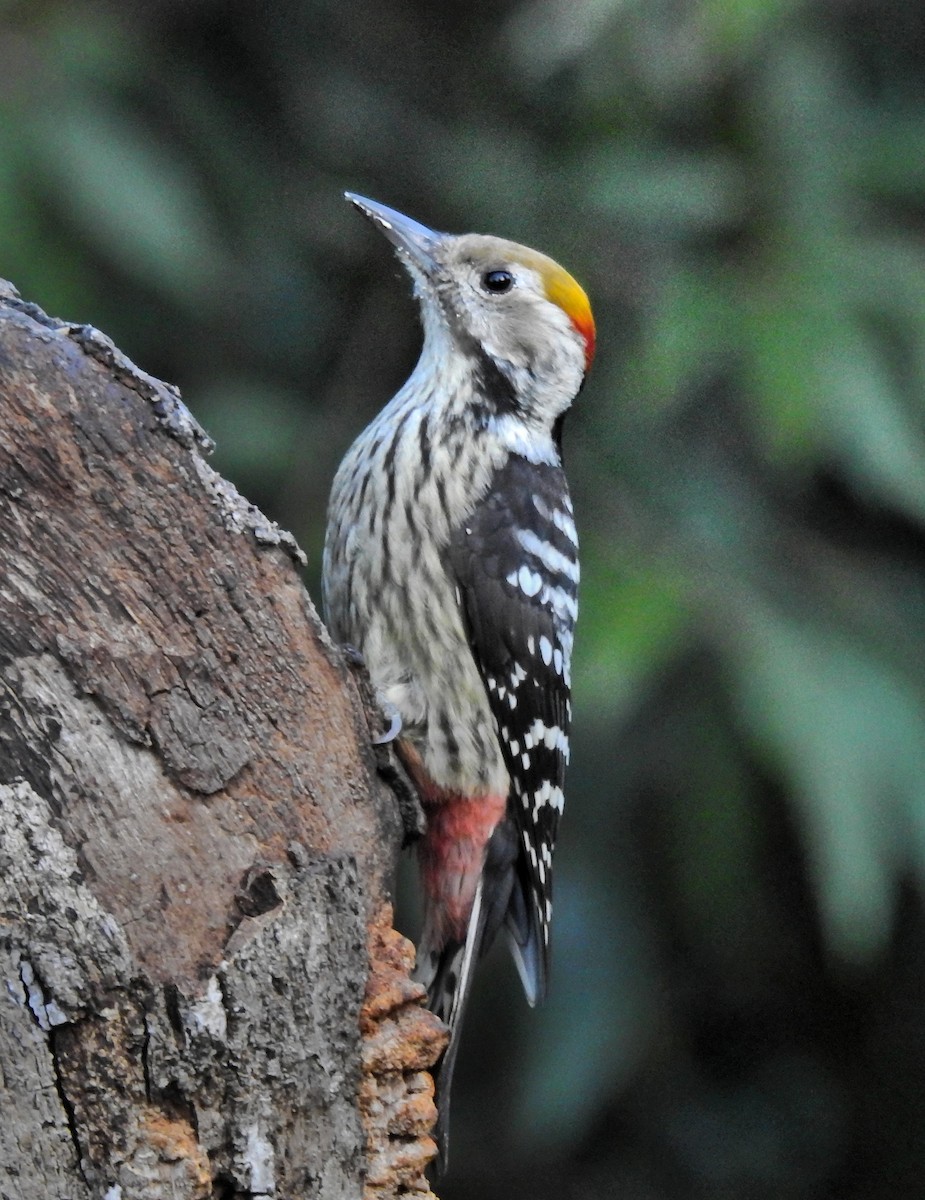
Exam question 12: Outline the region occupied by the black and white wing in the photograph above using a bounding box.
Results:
[446,453,578,1004]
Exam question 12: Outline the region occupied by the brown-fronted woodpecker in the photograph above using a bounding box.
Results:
[323,194,594,1167]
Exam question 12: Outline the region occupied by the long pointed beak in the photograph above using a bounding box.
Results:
[345,192,442,277]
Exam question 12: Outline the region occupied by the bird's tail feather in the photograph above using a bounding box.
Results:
[502,851,547,1007]
[413,816,522,1173]
[413,881,488,1173]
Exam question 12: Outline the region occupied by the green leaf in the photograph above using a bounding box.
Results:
[820,331,925,525]
[735,607,925,962]
[31,102,228,302]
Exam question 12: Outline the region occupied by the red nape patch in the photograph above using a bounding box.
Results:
[573,313,596,372]
[417,791,507,944]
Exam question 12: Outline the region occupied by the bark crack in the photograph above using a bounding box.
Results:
[47,1024,91,1190]
[141,1008,154,1103]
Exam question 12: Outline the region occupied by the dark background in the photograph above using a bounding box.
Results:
[4,2,925,1196]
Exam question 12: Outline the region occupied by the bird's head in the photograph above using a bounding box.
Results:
[346,193,594,431]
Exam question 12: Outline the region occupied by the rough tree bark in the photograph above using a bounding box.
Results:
[0,280,446,1200]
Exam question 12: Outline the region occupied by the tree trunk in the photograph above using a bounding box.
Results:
[0,280,445,1200]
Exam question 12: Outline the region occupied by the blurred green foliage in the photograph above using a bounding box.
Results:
[3,1,925,1195]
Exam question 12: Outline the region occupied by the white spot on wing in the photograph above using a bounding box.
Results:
[542,582,578,623]
[532,493,579,545]
[556,512,579,545]
[516,528,580,584]
[518,565,542,597]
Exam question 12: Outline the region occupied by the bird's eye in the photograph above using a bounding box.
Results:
[482,269,514,294]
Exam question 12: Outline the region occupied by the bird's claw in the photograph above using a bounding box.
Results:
[341,644,402,744]
[342,643,366,669]
[372,701,403,745]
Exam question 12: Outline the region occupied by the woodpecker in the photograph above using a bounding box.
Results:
[323,194,593,1166]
